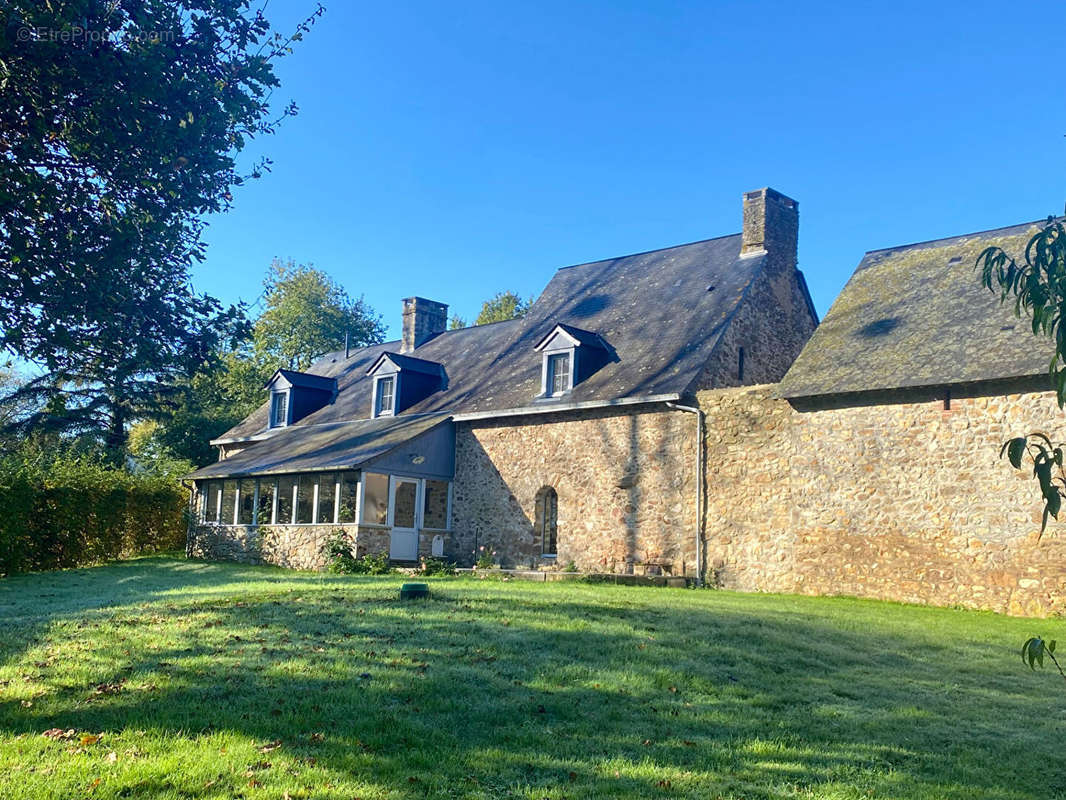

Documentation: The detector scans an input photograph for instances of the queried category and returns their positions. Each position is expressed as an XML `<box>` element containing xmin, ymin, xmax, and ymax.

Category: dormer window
<box><xmin>374</xmin><ymin>375</ymin><xmax>395</xmax><ymax>417</ymax></box>
<box><xmin>270</xmin><ymin>390</ymin><xmax>289</xmax><ymax>428</ymax></box>
<box><xmin>534</xmin><ymin>323</ymin><xmax>609</xmax><ymax>400</ymax></box>
<box><xmin>367</xmin><ymin>352</ymin><xmax>444</xmax><ymax>418</ymax></box>
<box><xmin>263</xmin><ymin>369</ymin><xmax>337</xmax><ymax>429</ymax></box>
<box><xmin>546</xmin><ymin>352</ymin><xmax>571</xmax><ymax>396</ymax></box>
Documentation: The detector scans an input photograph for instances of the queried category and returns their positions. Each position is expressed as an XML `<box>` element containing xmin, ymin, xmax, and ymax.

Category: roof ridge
<box><xmin>863</xmin><ymin>215</ymin><xmax>1060</xmax><ymax>257</ymax></box>
<box><xmin>556</xmin><ymin>231</ymin><xmax>742</xmax><ymax>271</ymax></box>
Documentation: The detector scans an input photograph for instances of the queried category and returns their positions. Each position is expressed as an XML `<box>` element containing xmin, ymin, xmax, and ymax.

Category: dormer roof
<box><xmin>533</xmin><ymin>323</ymin><xmax>608</xmax><ymax>352</ymax></box>
<box><xmin>366</xmin><ymin>352</ymin><xmax>445</xmax><ymax>378</ymax></box>
<box><xmin>264</xmin><ymin>368</ymin><xmax>338</xmax><ymax>393</ymax></box>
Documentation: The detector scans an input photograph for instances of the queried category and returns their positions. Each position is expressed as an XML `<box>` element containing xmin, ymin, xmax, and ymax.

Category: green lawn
<box><xmin>0</xmin><ymin>558</ymin><xmax>1063</xmax><ymax>799</ymax></box>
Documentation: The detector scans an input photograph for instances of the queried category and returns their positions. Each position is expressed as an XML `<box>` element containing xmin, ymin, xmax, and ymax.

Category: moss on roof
<box><xmin>778</xmin><ymin>219</ymin><xmax>1055</xmax><ymax>399</ymax></box>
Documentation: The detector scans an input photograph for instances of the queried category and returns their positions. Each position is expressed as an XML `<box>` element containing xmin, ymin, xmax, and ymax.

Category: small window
<box><xmin>295</xmin><ymin>475</ymin><xmax>315</xmax><ymax>524</ymax></box>
<box><xmin>361</xmin><ymin>472</ymin><xmax>389</xmax><ymax>525</ymax></box>
<box><xmin>237</xmin><ymin>479</ymin><xmax>255</xmax><ymax>525</ymax></box>
<box><xmin>536</xmin><ymin>486</ymin><xmax>558</xmax><ymax>556</ymax></box>
<box><xmin>546</xmin><ymin>353</ymin><xmax>571</xmax><ymax>396</ymax></box>
<box><xmin>375</xmin><ymin>376</ymin><xmax>395</xmax><ymax>417</ymax></box>
<box><xmin>277</xmin><ymin>475</ymin><xmax>297</xmax><ymax>525</ymax></box>
<box><xmin>256</xmin><ymin>478</ymin><xmax>276</xmax><ymax>525</ymax></box>
<box><xmin>221</xmin><ymin>480</ymin><xmax>238</xmax><ymax>526</ymax></box>
<box><xmin>423</xmin><ymin>480</ymin><xmax>450</xmax><ymax>529</ymax></box>
<box><xmin>206</xmin><ymin>482</ymin><xmax>220</xmax><ymax>523</ymax></box>
<box><xmin>270</xmin><ymin>391</ymin><xmax>288</xmax><ymax>428</ymax></box>
<box><xmin>317</xmin><ymin>473</ymin><xmax>337</xmax><ymax>524</ymax></box>
<box><xmin>338</xmin><ymin>472</ymin><xmax>360</xmax><ymax>523</ymax></box>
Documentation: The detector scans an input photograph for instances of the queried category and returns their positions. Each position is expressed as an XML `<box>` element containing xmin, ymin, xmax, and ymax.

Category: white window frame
<box><xmin>541</xmin><ymin>348</ymin><xmax>574</xmax><ymax>397</ymax></box>
<box><xmin>270</xmin><ymin>389</ymin><xmax>291</xmax><ymax>428</ymax></box>
<box><xmin>372</xmin><ymin>374</ymin><xmax>397</xmax><ymax>418</ymax></box>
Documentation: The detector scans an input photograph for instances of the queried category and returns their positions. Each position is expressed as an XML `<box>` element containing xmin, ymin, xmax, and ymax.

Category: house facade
<box><xmin>187</xmin><ymin>188</ymin><xmax>819</xmax><ymax>576</ymax></box>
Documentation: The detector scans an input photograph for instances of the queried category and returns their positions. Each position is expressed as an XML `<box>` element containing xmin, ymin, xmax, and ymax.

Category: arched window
<box><xmin>535</xmin><ymin>487</ymin><xmax>558</xmax><ymax>556</ymax></box>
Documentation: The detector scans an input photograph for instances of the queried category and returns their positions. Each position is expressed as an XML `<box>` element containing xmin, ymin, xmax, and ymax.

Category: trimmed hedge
<box><xmin>0</xmin><ymin>455</ymin><xmax>188</xmax><ymax>575</ymax></box>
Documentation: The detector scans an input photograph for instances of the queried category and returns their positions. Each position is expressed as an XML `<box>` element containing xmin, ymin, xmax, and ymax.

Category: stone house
<box><xmin>187</xmin><ymin>189</ymin><xmax>1066</xmax><ymax>615</ymax></box>
<box><xmin>187</xmin><ymin>188</ymin><xmax>819</xmax><ymax>576</ymax></box>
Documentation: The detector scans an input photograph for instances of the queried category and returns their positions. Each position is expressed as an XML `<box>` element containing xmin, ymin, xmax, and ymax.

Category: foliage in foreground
<box><xmin>0</xmin><ymin>445</ymin><xmax>186</xmax><ymax>575</ymax></box>
<box><xmin>977</xmin><ymin>217</ymin><xmax>1066</xmax><ymax>678</ymax></box>
<box><xmin>324</xmin><ymin>533</ymin><xmax>393</xmax><ymax>575</ymax></box>
<box><xmin>0</xmin><ymin>557</ymin><xmax>1061</xmax><ymax>800</ymax></box>
<box><xmin>0</xmin><ymin>1</ymin><xmax>324</xmax><ymax>456</ymax></box>
<box><xmin>978</xmin><ymin>219</ymin><xmax>1066</xmax><ymax>530</ymax></box>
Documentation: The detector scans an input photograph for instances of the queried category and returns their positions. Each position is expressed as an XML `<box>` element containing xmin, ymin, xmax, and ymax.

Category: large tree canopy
<box><xmin>253</xmin><ymin>258</ymin><xmax>386</xmax><ymax>371</ymax></box>
<box><xmin>0</xmin><ymin>1</ymin><xmax>323</xmax><ymax>456</ymax></box>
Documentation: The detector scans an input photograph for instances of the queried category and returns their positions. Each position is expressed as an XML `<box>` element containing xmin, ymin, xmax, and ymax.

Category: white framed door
<box><xmin>388</xmin><ymin>476</ymin><xmax>420</xmax><ymax>560</ymax></box>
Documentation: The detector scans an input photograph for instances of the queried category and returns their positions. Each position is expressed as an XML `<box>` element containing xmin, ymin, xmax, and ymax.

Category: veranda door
<box><xmin>388</xmin><ymin>476</ymin><xmax>420</xmax><ymax>561</ymax></box>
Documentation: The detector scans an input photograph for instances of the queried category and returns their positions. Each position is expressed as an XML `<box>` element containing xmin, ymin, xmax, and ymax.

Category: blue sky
<box><xmin>194</xmin><ymin>0</ymin><xmax>1066</xmax><ymax>339</ymax></box>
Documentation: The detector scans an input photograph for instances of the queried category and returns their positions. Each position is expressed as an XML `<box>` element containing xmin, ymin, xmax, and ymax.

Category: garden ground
<box><xmin>0</xmin><ymin>556</ymin><xmax>1064</xmax><ymax>799</ymax></box>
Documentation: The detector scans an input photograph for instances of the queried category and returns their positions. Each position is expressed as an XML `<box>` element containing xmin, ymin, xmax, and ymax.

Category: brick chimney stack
<box><xmin>740</xmin><ymin>187</ymin><xmax>798</xmax><ymax>269</ymax></box>
<box><xmin>401</xmin><ymin>297</ymin><xmax>448</xmax><ymax>353</ymax></box>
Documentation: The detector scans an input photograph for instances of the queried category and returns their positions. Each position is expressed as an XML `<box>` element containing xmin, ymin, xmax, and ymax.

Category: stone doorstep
<box><xmin>454</xmin><ymin>568</ymin><xmax>693</xmax><ymax>587</ymax></box>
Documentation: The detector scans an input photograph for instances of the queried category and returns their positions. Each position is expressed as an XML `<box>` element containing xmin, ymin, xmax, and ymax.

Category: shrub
<box><xmin>324</xmin><ymin>531</ymin><xmax>360</xmax><ymax>574</ymax></box>
<box><xmin>0</xmin><ymin>445</ymin><xmax>187</xmax><ymax>575</ymax></box>
<box><xmin>417</xmin><ymin>556</ymin><xmax>456</xmax><ymax>576</ymax></box>
<box><xmin>324</xmin><ymin>533</ymin><xmax>393</xmax><ymax>575</ymax></box>
<box><xmin>474</xmin><ymin>546</ymin><xmax>496</xmax><ymax>570</ymax></box>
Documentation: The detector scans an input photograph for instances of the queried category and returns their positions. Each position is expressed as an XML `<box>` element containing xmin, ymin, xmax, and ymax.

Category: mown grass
<box><xmin>0</xmin><ymin>557</ymin><xmax>1064</xmax><ymax>799</ymax></box>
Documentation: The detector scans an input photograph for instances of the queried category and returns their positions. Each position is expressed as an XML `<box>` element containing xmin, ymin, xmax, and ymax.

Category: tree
<box><xmin>252</xmin><ymin>259</ymin><xmax>387</xmax><ymax>371</ymax></box>
<box><xmin>0</xmin><ymin>1</ymin><xmax>324</xmax><ymax>458</ymax></box>
<box><xmin>140</xmin><ymin>260</ymin><xmax>387</xmax><ymax>466</ymax></box>
<box><xmin>473</xmin><ymin>290</ymin><xmax>533</xmax><ymax>326</ymax></box>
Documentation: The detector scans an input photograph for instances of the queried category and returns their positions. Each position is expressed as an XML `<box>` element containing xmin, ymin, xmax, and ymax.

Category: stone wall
<box><xmin>693</xmin><ymin>264</ymin><xmax>817</xmax><ymax>391</ymax></box>
<box><xmin>187</xmin><ymin>521</ymin><xmax>455</xmax><ymax>569</ymax></box>
<box><xmin>187</xmin><ymin>523</ymin><xmax>345</xmax><ymax>570</ymax></box>
<box><xmin>698</xmin><ymin>383</ymin><xmax>1066</xmax><ymax>617</ymax></box>
<box><xmin>452</xmin><ymin>404</ymin><xmax>698</xmax><ymax>574</ymax></box>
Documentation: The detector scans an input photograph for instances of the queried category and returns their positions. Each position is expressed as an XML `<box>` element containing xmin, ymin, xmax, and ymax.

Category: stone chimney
<box><xmin>740</xmin><ymin>187</ymin><xmax>798</xmax><ymax>268</ymax></box>
<box><xmin>401</xmin><ymin>297</ymin><xmax>448</xmax><ymax>353</ymax></box>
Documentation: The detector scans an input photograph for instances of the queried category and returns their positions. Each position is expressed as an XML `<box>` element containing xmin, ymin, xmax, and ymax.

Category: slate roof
<box><xmin>188</xmin><ymin>414</ymin><xmax>450</xmax><ymax>479</ymax></box>
<box><xmin>778</xmin><ymin>218</ymin><xmax>1055</xmax><ymax>399</ymax></box>
<box><xmin>213</xmin><ymin>232</ymin><xmax>776</xmax><ymax>445</ymax></box>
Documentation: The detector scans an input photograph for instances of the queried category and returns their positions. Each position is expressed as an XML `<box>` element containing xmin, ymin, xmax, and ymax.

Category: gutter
<box><xmin>452</xmin><ymin>393</ymin><xmax>682</xmax><ymax>422</ymax></box>
<box><xmin>666</xmin><ymin>401</ymin><xmax>704</xmax><ymax>587</ymax></box>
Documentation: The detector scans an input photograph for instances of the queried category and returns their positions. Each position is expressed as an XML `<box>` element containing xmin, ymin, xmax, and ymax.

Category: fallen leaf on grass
<box><xmin>42</xmin><ymin>729</ymin><xmax>76</xmax><ymax>741</ymax></box>
<box><xmin>106</xmin><ymin>751</ymin><xmax>117</xmax><ymax>763</ymax></box>
<box><xmin>80</xmin><ymin>734</ymin><xmax>101</xmax><ymax>746</ymax></box>
<box><xmin>258</xmin><ymin>740</ymin><xmax>282</xmax><ymax>753</ymax></box>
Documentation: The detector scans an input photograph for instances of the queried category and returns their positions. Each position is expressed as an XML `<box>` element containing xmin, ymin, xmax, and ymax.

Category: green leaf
<box><xmin>1050</xmin><ymin>640</ymin><xmax>1057</xmax><ymax>654</ymax></box>
<box><xmin>1005</xmin><ymin>438</ymin><xmax>1027</xmax><ymax>469</ymax></box>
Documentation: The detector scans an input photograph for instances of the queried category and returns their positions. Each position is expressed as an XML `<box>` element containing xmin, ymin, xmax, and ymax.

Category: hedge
<box><xmin>0</xmin><ymin>455</ymin><xmax>188</xmax><ymax>575</ymax></box>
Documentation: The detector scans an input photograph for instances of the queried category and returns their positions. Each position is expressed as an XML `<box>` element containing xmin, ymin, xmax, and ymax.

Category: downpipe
<box><xmin>666</xmin><ymin>401</ymin><xmax>704</xmax><ymax>586</ymax></box>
